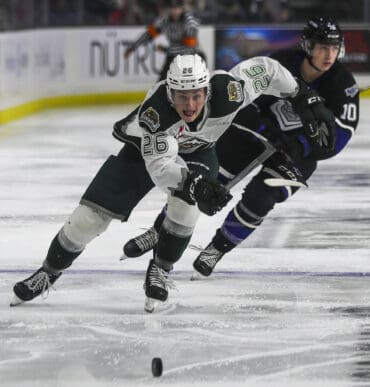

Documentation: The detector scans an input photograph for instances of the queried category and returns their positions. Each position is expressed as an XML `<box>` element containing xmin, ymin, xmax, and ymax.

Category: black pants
<box><xmin>81</xmin><ymin>144</ymin><xmax>154</xmax><ymax>220</ymax></box>
<box><xmin>211</xmin><ymin>125</ymin><xmax>318</xmax><ymax>251</ymax></box>
<box><xmin>216</xmin><ymin>124</ymin><xmax>317</xmax><ymax>183</ymax></box>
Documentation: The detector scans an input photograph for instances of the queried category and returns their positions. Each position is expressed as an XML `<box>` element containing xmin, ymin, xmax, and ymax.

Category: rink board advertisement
<box><xmin>215</xmin><ymin>27</ymin><xmax>370</xmax><ymax>73</ymax></box>
<box><xmin>1</xmin><ymin>32</ymin><xmax>31</xmax><ymax>98</ymax></box>
<box><xmin>340</xmin><ymin>29</ymin><xmax>370</xmax><ymax>72</ymax></box>
<box><xmin>0</xmin><ymin>30</ymin><xmax>66</xmax><ymax>107</ymax></box>
<box><xmin>79</xmin><ymin>28</ymin><xmax>168</xmax><ymax>84</ymax></box>
<box><xmin>0</xmin><ymin>26</ymin><xmax>214</xmax><ymax>112</ymax></box>
<box><xmin>215</xmin><ymin>27</ymin><xmax>300</xmax><ymax>70</ymax></box>
<box><xmin>0</xmin><ymin>25</ymin><xmax>369</xmax><ymax>120</ymax></box>
<box><xmin>32</xmin><ymin>30</ymin><xmax>66</xmax><ymax>84</ymax></box>
<box><xmin>79</xmin><ymin>26</ymin><xmax>214</xmax><ymax>85</ymax></box>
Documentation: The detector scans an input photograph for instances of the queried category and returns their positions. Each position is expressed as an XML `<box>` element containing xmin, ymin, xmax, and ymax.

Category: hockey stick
<box><xmin>224</xmin><ymin>123</ymin><xmax>307</xmax><ymax>189</ymax></box>
<box><xmin>225</xmin><ymin>123</ymin><xmax>276</xmax><ymax>189</ymax></box>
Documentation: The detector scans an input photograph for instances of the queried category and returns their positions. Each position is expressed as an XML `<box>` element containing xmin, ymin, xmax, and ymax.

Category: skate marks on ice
<box><xmin>1</xmin><ymin>104</ymin><xmax>370</xmax><ymax>385</ymax></box>
<box><xmin>2</xmin><ymin>271</ymin><xmax>370</xmax><ymax>386</ymax></box>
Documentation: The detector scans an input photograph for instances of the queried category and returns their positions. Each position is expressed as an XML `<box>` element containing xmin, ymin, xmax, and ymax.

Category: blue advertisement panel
<box><xmin>215</xmin><ymin>27</ymin><xmax>300</xmax><ymax>70</ymax></box>
<box><xmin>215</xmin><ymin>27</ymin><xmax>370</xmax><ymax>73</ymax></box>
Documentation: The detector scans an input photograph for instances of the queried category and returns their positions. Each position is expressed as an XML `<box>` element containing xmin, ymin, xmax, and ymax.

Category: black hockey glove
<box><xmin>179</xmin><ymin>172</ymin><xmax>233</xmax><ymax>216</ymax></box>
<box><xmin>291</xmin><ymin>79</ymin><xmax>336</xmax><ymax>150</ymax></box>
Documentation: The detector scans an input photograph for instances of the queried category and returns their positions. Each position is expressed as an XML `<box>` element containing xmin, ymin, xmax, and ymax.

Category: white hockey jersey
<box><xmin>113</xmin><ymin>56</ymin><xmax>298</xmax><ymax>193</ymax></box>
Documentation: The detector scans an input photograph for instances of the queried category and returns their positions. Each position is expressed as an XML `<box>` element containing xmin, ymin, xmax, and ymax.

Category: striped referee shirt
<box><xmin>129</xmin><ymin>11</ymin><xmax>199</xmax><ymax>56</ymax></box>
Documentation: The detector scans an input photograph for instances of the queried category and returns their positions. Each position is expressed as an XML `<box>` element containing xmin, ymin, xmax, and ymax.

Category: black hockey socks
<box><xmin>212</xmin><ymin>228</ymin><xmax>237</xmax><ymax>253</ymax></box>
<box><xmin>155</xmin><ymin>227</ymin><xmax>191</xmax><ymax>270</ymax></box>
<box><xmin>44</xmin><ymin>234</ymin><xmax>83</xmax><ymax>273</ymax></box>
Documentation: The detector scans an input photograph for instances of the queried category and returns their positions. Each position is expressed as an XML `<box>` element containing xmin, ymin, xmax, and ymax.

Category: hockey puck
<box><xmin>151</xmin><ymin>357</ymin><xmax>163</xmax><ymax>377</ymax></box>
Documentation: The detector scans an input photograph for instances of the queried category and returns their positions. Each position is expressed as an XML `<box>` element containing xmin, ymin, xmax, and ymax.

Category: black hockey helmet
<box><xmin>301</xmin><ymin>17</ymin><xmax>345</xmax><ymax>59</ymax></box>
<box><xmin>165</xmin><ymin>0</ymin><xmax>184</xmax><ymax>8</ymax></box>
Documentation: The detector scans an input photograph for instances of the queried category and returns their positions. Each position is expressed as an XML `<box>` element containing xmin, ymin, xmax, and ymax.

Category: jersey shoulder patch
<box><xmin>138</xmin><ymin>84</ymin><xmax>179</xmax><ymax>133</ymax></box>
<box><xmin>227</xmin><ymin>80</ymin><xmax>244</xmax><ymax>102</ymax></box>
<box><xmin>344</xmin><ymin>83</ymin><xmax>360</xmax><ymax>98</ymax></box>
<box><xmin>139</xmin><ymin>106</ymin><xmax>160</xmax><ymax>133</ymax></box>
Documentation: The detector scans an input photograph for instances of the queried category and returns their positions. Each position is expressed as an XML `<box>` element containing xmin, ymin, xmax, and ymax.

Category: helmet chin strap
<box><xmin>308</xmin><ymin>56</ymin><xmax>324</xmax><ymax>73</ymax></box>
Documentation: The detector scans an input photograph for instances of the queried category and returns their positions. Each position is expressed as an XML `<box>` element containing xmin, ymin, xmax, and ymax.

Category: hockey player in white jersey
<box><xmin>11</xmin><ymin>53</ymin><xmax>334</xmax><ymax>312</ymax></box>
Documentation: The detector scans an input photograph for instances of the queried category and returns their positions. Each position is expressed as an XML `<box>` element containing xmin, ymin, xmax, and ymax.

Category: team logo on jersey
<box><xmin>345</xmin><ymin>84</ymin><xmax>360</xmax><ymax>98</ymax></box>
<box><xmin>269</xmin><ymin>100</ymin><xmax>302</xmax><ymax>131</ymax></box>
<box><xmin>139</xmin><ymin>107</ymin><xmax>160</xmax><ymax>132</ymax></box>
<box><xmin>227</xmin><ymin>81</ymin><xmax>243</xmax><ymax>102</ymax></box>
<box><xmin>178</xmin><ymin>137</ymin><xmax>209</xmax><ymax>151</ymax></box>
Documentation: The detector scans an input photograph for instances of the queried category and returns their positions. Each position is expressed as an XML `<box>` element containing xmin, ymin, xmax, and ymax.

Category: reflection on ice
<box><xmin>2</xmin><ymin>270</ymin><xmax>370</xmax><ymax>386</ymax></box>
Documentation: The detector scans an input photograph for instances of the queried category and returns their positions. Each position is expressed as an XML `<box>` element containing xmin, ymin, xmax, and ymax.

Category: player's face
<box><xmin>310</xmin><ymin>43</ymin><xmax>340</xmax><ymax>71</ymax></box>
<box><xmin>169</xmin><ymin>7</ymin><xmax>183</xmax><ymax>20</ymax></box>
<box><xmin>172</xmin><ymin>88</ymin><xmax>207</xmax><ymax>122</ymax></box>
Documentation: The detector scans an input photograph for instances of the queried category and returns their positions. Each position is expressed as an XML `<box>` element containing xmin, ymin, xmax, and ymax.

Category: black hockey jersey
<box><xmin>235</xmin><ymin>49</ymin><xmax>359</xmax><ymax>160</ymax></box>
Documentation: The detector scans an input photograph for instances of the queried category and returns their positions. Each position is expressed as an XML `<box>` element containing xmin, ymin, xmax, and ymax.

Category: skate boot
<box><xmin>192</xmin><ymin>243</ymin><xmax>225</xmax><ymax>279</ymax></box>
<box><xmin>144</xmin><ymin>259</ymin><xmax>175</xmax><ymax>313</ymax></box>
<box><xmin>120</xmin><ymin>227</ymin><xmax>158</xmax><ymax>260</ymax></box>
<box><xmin>10</xmin><ymin>267</ymin><xmax>62</xmax><ymax>306</ymax></box>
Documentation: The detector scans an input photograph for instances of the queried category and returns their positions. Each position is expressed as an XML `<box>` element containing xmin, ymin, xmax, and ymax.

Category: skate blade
<box><xmin>10</xmin><ymin>294</ymin><xmax>25</xmax><ymax>307</ymax></box>
<box><xmin>119</xmin><ymin>251</ymin><xmax>135</xmax><ymax>261</ymax></box>
<box><xmin>119</xmin><ymin>253</ymin><xmax>128</xmax><ymax>261</ymax></box>
<box><xmin>144</xmin><ymin>297</ymin><xmax>160</xmax><ymax>313</ymax></box>
<box><xmin>190</xmin><ymin>270</ymin><xmax>205</xmax><ymax>281</ymax></box>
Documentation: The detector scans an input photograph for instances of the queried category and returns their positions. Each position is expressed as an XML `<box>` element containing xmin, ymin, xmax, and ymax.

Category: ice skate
<box><xmin>144</xmin><ymin>259</ymin><xmax>175</xmax><ymax>313</ymax></box>
<box><xmin>192</xmin><ymin>243</ymin><xmax>225</xmax><ymax>279</ymax></box>
<box><xmin>120</xmin><ymin>227</ymin><xmax>158</xmax><ymax>260</ymax></box>
<box><xmin>10</xmin><ymin>267</ymin><xmax>61</xmax><ymax>306</ymax></box>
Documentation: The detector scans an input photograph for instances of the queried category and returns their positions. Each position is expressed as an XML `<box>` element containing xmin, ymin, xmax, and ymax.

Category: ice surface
<box><xmin>1</xmin><ymin>102</ymin><xmax>370</xmax><ymax>386</ymax></box>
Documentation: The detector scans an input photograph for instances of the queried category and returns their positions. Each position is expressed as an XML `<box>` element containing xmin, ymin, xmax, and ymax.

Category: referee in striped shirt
<box><xmin>124</xmin><ymin>0</ymin><xmax>205</xmax><ymax>80</ymax></box>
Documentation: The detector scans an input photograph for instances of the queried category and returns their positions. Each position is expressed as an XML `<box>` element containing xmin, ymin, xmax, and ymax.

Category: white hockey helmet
<box><xmin>166</xmin><ymin>54</ymin><xmax>210</xmax><ymax>92</ymax></box>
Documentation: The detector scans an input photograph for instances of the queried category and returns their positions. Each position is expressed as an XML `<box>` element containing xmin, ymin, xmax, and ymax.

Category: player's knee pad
<box><xmin>60</xmin><ymin>204</ymin><xmax>112</xmax><ymax>251</ymax></box>
<box><xmin>164</xmin><ymin>196</ymin><xmax>200</xmax><ymax>237</ymax></box>
<box><xmin>241</xmin><ymin>174</ymin><xmax>290</xmax><ymax>217</ymax></box>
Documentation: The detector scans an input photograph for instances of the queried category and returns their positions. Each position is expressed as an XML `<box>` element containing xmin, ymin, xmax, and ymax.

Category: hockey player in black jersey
<box><xmin>124</xmin><ymin>0</ymin><xmax>204</xmax><ymax>81</ymax></box>
<box><xmin>192</xmin><ymin>17</ymin><xmax>360</xmax><ymax>277</ymax></box>
<box><xmin>123</xmin><ymin>18</ymin><xmax>359</xmax><ymax>279</ymax></box>
<box><xmin>11</xmin><ymin>52</ymin><xmax>334</xmax><ymax>312</ymax></box>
